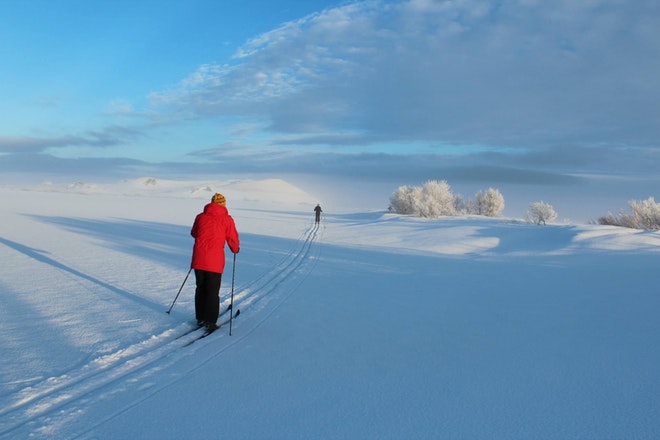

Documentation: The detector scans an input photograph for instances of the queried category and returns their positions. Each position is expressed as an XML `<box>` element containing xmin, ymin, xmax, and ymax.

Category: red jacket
<box><xmin>190</xmin><ymin>203</ymin><xmax>240</xmax><ymax>273</ymax></box>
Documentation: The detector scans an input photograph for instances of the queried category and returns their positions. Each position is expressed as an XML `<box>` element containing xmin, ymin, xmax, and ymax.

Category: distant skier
<box><xmin>190</xmin><ymin>193</ymin><xmax>240</xmax><ymax>332</ymax></box>
<box><xmin>314</xmin><ymin>204</ymin><xmax>322</xmax><ymax>224</ymax></box>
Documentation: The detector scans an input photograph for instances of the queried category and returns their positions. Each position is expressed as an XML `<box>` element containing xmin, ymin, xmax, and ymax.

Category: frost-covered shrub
<box><xmin>389</xmin><ymin>180</ymin><xmax>456</xmax><ymax>218</ymax></box>
<box><xmin>627</xmin><ymin>197</ymin><xmax>660</xmax><ymax>230</ymax></box>
<box><xmin>475</xmin><ymin>188</ymin><xmax>505</xmax><ymax>217</ymax></box>
<box><xmin>526</xmin><ymin>201</ymin><xmax>557</xmax><ymax>225</ymax></box>
<box><xmin>389</xmin><ymin>185</ymin><xmax>421</xmax><ymax>215</ymax></box>
<box><xmin>598</xmin><ymin>212</ymin><xmax>637</xmax><ymax>229</ymax></box>
<box><xmin>460</xmin><ymin>198</ymin><xmax>476</xmax><ymax>215</ymax></box>
<box><xmin>417</xmin><ymin>180</ymin><xmax>457</xmax><ymax>217</ymax></box>
<box><xmin>598</xmin><ymin>197</ymin><xmax>660</xmax><ymax>230</ymax></box>
<box><xmin>390</xmin><ymin>181</ymin><xmax>506</xmax><ymax>218</ymax></box>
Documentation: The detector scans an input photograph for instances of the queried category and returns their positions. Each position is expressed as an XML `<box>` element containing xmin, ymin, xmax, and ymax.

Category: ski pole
<box><xmin>229</xmin><ymin>253</ymin><xmax>236</xmax><ymax>335</ymax></box>
<box><xmin>166</xmin><ymin>268</ymin><xmax>192</xmax><ymax>314</ymax></box>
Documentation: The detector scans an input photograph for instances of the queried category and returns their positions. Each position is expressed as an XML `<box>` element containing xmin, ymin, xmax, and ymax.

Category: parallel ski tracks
<box><xmin>0</xmin><ymin>222</ymin><xmax>322</xmax><ymax>439</ymax></box>
<box><xmin>233</xmin><ymin>221</ymin><xmax>321</xmax><ymax>312</ymax></box>
<box><xmin>0</xmin><ymin>322</ymin><xmax>206</xmax><ymax>438</ymax></box>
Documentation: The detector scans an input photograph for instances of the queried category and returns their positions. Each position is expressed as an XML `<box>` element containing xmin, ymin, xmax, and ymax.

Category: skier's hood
<box><xmin>203</xmin><ymin>202</ymin><xmax>229</xmax><ymax>216</ymax></box>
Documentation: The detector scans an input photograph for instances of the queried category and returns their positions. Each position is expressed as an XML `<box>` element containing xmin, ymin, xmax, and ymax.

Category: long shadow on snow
<box><xmin>26</xmin><ymin>215</ymin><xmax>192</xmax><ymax>270</ymax></box>
<box><xmin>0</xmin><ymin>236</ymin><xmax>164</xmax><ymax>314</ymax></box>
<box><xmin>22</xmin><ymin>215</ymin><xmax>306</xmax><ymax>305</ymax></box>
<box><xmin>26</xmin><ymin>215</ymin><xmax>298</xmax><ymax>272</ymax></box>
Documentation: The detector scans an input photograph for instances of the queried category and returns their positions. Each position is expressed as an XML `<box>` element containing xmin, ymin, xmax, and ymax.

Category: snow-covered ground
<box><xmin>1</xmin><ymin>177</ymin><xmax>659</xmax><ymax>439</ymax></box>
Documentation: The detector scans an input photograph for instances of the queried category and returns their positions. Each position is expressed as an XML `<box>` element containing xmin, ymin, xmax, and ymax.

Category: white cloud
<box><xmin>145</xmin><ymin>0</ymin><xmax>659</xmax><ymax>154</ymax></box>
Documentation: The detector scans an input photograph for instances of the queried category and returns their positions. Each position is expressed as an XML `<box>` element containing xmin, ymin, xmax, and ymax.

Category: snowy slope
<box><xmin>0</xmin><ymin>179</ymin><xmax>659</xmax><ymax>439</ymax></box>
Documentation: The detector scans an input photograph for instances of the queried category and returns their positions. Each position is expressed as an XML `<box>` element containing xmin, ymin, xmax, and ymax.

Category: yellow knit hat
<box><xmin>211</xmin><ymin>193</ymin><xmax>226</xmax><ymax>206</ymax></box>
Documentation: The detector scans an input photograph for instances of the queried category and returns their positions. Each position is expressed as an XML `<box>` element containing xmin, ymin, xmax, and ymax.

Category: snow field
<box><xmin>0</xmin><ymin>180</ymin><xmax>659</xmax><ymax>439</ymax></box>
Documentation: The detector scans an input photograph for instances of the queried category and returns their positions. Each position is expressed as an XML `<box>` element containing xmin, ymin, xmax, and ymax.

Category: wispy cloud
<box><xmin>2</xmin><ymin>0</ymin><xmax>658</xmax><ymax>219</ymax></box>
<box><xmin>0</xmin><ymin>152</ymin><xmax>146</xmax><ymax>177</ymax></box>
<box><xmin>0</xmin><ymin>126</ymin><xmax>143</xmax><ymax>154</ymax></box>
<box><xmin>148</xmin><ymin>0</ymin><xmax>660</xmax><ymax>149</ymax></box>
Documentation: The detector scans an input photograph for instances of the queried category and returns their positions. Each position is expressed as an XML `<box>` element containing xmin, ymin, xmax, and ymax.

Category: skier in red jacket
<box><xmin>190</xmin><ymin>193</ymin><xmax>240</xmax><ymax>331</ymax></box>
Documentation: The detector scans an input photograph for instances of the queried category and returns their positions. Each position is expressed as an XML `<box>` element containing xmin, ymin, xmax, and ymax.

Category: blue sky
<box><xmin>1</xmin><ymin>0</ymin><xmax>659</xmax><ymax>217</ymax></box>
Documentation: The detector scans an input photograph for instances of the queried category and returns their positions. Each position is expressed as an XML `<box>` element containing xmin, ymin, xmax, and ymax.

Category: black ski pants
<box><xmin>194</xmin><ymin>269</ymin><xmax>222</xmax><ymax>324</ymax></box>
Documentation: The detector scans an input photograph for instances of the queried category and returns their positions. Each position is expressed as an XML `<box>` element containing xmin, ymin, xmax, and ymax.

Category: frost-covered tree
<box><xmin>460</xmin><ymin>199</ymin><xmax>476</xmax><ymax>215</ymax></box>
<box><xmin>475</xmin><ymin>188</ymin><xmax>505</xmax><ymax>217</ymax></box>
<box><xmin>389</xmin><ymin>185</ymin><xmax>421</xmax><ymax>215</ymax></box>
<box><xmin>598</xmin><ymin>197</ymin><xmax>660</xmax><ymax>230</ymax></box>
<box><xmin>629</xmin><ymin>197</ymin><xmax>660</xmax><ymax>230</ymax></box>
<box><xmin>389</xmin><ymin>180</ymin><xmax>456</xmax><ymax>218</ymax></box>
<box><xmin>418</xmin><ymin>180</ymin><xmax>456</xmax><ymax>217</ymax></box>
<box><xmin>526</xmin><ymin>201</ymin><xmax>557</xmax><ymax>225</ymax></box>
<box><xmin>390</xmin><ymin>181</ymin><xmax>506</xmax><ymax>218</ymax></box>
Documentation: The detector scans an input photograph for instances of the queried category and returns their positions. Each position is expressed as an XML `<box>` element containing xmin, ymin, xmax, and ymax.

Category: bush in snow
<box><xmin>474</xmin><ymin>188</ymin><xmax>505</xmax><ymax>217</ymax></box>
<box><xmin>417</xmin><ymin>180</ymin><xmax>457</xmax><ymax>217</ymax></box>
<box><xmin>389</xmin><ymin>180</ymin><xmax>456</xmax><ymax>218</ymax></box>
<box><xmin>389</xmin><ymin>181</ymin><xmax>505</xmax><ymax>218</ymax></box>
<box><xmin>526</xmin><ymin>201</ymin><xmax>557</xmax><ymax>225</ymax></box>
<box><xmin>598</xmin><ymin>197</ymin><xmax>660</xmax><ymax>230</ymax></box>
<box><xmin>389</xmin><ymin>185</ymin><xmax>422</xmax><ymax>215</ymax></box>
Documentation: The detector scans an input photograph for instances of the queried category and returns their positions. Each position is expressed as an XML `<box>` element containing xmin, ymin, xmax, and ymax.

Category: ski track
<box><xmin>0</xmin><ymin>222</ymin><xmax>323</xmax><ymax>439</ymax></box>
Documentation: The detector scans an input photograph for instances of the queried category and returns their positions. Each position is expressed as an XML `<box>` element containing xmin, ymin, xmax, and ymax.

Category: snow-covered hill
<box><xmin>0</xmin><ymin>179</ymin><xmax>659</xmax><ymax>439</ymax></box>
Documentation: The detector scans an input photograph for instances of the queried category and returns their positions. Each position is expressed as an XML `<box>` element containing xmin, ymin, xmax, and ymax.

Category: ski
<box><xmin>174</xmin><ymin>304</ymin><xmax>233</xmax><ymax>340</ymax></box>
<box><xmin>174</xmin><ymin>325</ymin><xmax>203</xmax><ymax>340</ymax></box>
<box><xmin>182</xmin><ymin>309</ymin><xmax>240</xmax><ymax>347</ymax></box>
<box><xmin>217</xmin><ymin>303</ymin><xmax>233</xmax><ymax>319</ymax></box>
